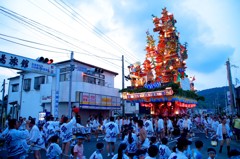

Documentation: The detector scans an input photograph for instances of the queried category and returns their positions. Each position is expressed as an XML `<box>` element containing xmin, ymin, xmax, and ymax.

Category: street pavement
<box><xmin>1</xmin><ymin>132</ymin><xmax>239</xmax><ymax>159</ymax></box>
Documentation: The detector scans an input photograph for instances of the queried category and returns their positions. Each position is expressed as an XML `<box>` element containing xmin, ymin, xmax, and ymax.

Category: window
<box><xmin>12</xmin><ymin>84</ymin><xmax>19</xmax><ymax>92</ymax></box>
<box><xmin>60</xmin><ymin>73</ymin><xmax>69</xmax><ymax>81</ymax></box>
<box><xmin>34</xmin><ymin>76</ymin><xmax>45</xmax><ymax>90</ymax></box>
<box><xmin>23</xmin><ymin>79</ymin><xmax>31</xmax><ymax>91</ymax></box>
<box><xmin>83</xmin><ymin>74</ymin><xmax>105</xmax><ymax>86</ymax></box>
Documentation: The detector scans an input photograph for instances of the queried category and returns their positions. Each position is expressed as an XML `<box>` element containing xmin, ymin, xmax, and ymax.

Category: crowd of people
<box><xmin>0</xmin><ymin>112</ymin><xmax>240</xmax><ymax>159</ymax></box>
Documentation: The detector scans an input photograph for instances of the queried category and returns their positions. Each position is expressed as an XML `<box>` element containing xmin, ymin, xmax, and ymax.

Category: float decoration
<box><xmin>121</xmin><ymin>8</ymin><xmax>204</xmax><ymax>116</ymax></box>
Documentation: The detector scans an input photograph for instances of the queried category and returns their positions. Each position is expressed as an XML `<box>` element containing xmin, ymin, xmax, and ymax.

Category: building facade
<box><xmin>7</xmin><ymin>59</ymin><xmax>121</xmax><ymax>124</ymax></box>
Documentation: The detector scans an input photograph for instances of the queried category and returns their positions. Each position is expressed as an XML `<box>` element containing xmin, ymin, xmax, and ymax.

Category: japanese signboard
<box><xmin>0</xmin><ymin>51</ymin><xmax>56</xmax><ymax>76</ymax></box>
<box><xmin>79</xmin><ymin>92</ymin><xmax>120</xmax><ymax>106</ymax></box>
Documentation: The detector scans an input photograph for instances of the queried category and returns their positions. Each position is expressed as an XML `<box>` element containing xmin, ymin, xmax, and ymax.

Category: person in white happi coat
<box><xmin>211</xmin><ymin>117</ymin><xmax>219</xmax><ymax>134</ymax></box>
<box><xmin>144</xmin><ymin>117</ymin><xmax>154</xmax><ymax>138</ymax></box>
<box><xmin>157</xmin><ymin>116</ymin><xmax>164</xmax><ymax>140</ymax></box>
<box><xmin>182</xmin><ymin>116</ymin><xmax>191</xmax><ymax>134</ymax></box>
<box><xmin>216</xmin><ymin>117</ymin><xmax>231</xmax><ymax>155</ymax></box>
<box><xmin>5</xmin><ymin>119</ymin><xmax>30</xmax><ymax>159</ymax></box>
<box><xmin>89</xmin><ymin>142</ymin><xmax>104</xmax><ymax>159</ymax></box>
<box><xmin>28</xmin><ymin>119</ymin><xmax>45</xmax><ymax>159</ymax></box>
<box><xmin>60</xmin><ymin>112</ymin><xmax>76</xmax><ymax>158</ymax></box>
<box><xmin>158</xmin><ymin>137</ymin><xmax>171</xmax><ymax>159</ymax></box>
<box><xmin>92</xmin><ymin>116</ymin><xmax>100</xmax><ymax>141</ymax></box>
<box><xmin>203</xmin><ymin>116</ymin><xmax>211</xmax><ymax>138</ymax></box>
<box><xmin>123</xmin><ymin>126</ymin><xmax>138</xmax><ymax>159</ymax></box>
<box><xmin>166</xmin><ymin>117</ymin><xmax>174</xmax><ymax>140</ymax></box>
<box><xmin>112</xmin><ymin>143</ymin><xmax>129</xmax><ymax>159</ymax></box>
<box><xmin>46</xmin><ymin>135</ymin><xmax>62</xmax><ymax>159</ymax></box>
<box><xmin>43</xmin><ymin>116</ymin><xmax>60</xmax><ymax>144</ymax></box>
<box><xmin>103</xmin><ymin>116</ymin><xmax>119</xmax><ymax>157</ymax></box>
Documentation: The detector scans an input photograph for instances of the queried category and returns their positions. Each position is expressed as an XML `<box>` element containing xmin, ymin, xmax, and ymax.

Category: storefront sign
<box><xmin>79</xmin><ymin>92</ymin><xmax>120</xmax><ymax>106</ymax></box>
<box><xmin>41</xmin><ymin>96</ymin><xmax>52</xmax><ymax>103</ymax></box>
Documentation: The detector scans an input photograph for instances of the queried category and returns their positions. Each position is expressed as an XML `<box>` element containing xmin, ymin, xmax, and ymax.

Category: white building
<box><xmin>7</xmin><ymin>59</ymin><xmax>121</xmax><ymax>124</ymax></box>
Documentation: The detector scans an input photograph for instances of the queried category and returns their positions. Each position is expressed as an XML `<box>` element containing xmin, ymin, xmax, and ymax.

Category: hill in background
<box><xmin>196</xmin><ymin>86</ymin><xmax>229</xmax><ymax>112</ymax></box>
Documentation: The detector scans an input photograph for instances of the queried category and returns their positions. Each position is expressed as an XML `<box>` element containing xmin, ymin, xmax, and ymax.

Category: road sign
<box><xmin>0</xmin><ymin>51</ymin><xmax>56</xmax><ymax>76</ymax></box>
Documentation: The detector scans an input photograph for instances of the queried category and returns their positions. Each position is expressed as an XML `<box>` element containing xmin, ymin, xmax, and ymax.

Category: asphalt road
<box><xmin>1</xmin><ymin>132</ymin><xmax>239</xmax><ymax>159</ymax></box>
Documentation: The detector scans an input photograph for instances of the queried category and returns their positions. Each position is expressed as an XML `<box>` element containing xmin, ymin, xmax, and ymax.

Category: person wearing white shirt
<box><xmin>5</xmin><ymin>119</ymin><xmax>30</xmax><ymax>158</ymax></box>
<box><xmin>89</xmin><ymin>142</ymin><xmax>104</xmax><ymax>159</ymax></box>
<box><xmin>157</xmin><ymin>116</ymin><xmax>164</xmax><ymax>139</ymax></box>
<box><xmin>112</xmin><ymin>143</ymin><xmax>129</xmax><ymax>159</ymax></box>
<box><xmin>43</xmin><ymin>116</ymin><xmax>60</xmax><ymax>144</ymax></box>
<box><xmin>182</xmin><ymin>116</ymin><xmax>191</xmax><ymax>134</ymax></box>
<box><xmin>216</xmin><ymin>117</ymin><xmax>231</xmax><ymax>155</ymax></box>
<box><xmin>144</xmin><ymin>117</ymin><xmax>154</xmax><ymax>138</ymax></box>
<box><xmin>166</xmin><ymin>118</ymin><xmax>174</xmax><ymax>140</ymax></box>
<box><xmin>60</xmin><ymin>112</ymin><xmax>76</xmax><ymax>158</ymax></box>
<box><xmin>177</xmin><ymin>117</ymin><xmax>184</xmax><ymax>133</ymax></box>
<box><xmin>46</xmin><ymin>135</ymin><xmax>62</xmax><ymax>159</ymax></box>
<box><xmin>103</xmin><ymin>116</ymin><xmax>119</xmax><ymax>157</ymax></box>
<box><xmin>211</xmin><ymin>117</ymin><xmax>219</xmax><ymax>134</ymax></box>
<box><xmin>123</xmin><ymin>127</ymin><xmax>138</xmax><ymax>158</ymax></box>
<box><xmin>28</xmin><ymin>119</ymin><xmax>45</xmax><ymax>159</ymax></box>
<box><xmin>159</xmin><ymin>138</ymin><xmax>171</xmax><ymax>159</ymax></box>
<box><xmin>168</xmin><ymin>137</ymin><xmax>189</xmax><ymax>159</ymax></box>
<box><xmin>92</xmin><ymin>116</ymin><xmax>100</xmax><ymax>141</ymax></box>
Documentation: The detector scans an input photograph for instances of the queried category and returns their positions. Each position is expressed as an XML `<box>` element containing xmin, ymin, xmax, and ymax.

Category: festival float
<box><xmin>121</xmin><ymin>8</ymin><xmax>203</xmax><ymax>117</ymax></box>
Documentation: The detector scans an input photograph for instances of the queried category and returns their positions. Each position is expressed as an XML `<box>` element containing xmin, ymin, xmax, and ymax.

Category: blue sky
<box><xmin>0</xmin><ymin>0</ymin><xmax>240</xmax><ymax>95</ymax></box>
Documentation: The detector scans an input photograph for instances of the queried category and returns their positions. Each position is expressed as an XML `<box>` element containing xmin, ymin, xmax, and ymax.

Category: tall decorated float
<box><xmin>121</xmin><ymin>8</ymin><xmax>203</xmax><ymax>117</ymax></box>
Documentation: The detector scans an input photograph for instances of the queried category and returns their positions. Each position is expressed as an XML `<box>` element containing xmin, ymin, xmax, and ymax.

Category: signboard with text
<box><xmin>0</xmin><ymin>51</ymin><xmax>56</xmax><ymax>76</ymax></box>
<box><xmin>79</xmin><ymin>92</ymin><xmax>120</xmax><ymax>106</ymax></box>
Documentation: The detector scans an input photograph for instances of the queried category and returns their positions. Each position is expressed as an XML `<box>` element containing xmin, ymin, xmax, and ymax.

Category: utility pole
<box><xmin>122</xmin><ymin>55</ymin><xmax>125</xmax><ymax>116</ymax></box>
<box><xmin>1</xmin><ymin>79</ymin><xmax>5</xmax><ymax>128</ymax></box>
<box><xmin>226</xmin><ymin>59</ymin><xmax>235</xmax><ymax>114</ymax></box>
<box><xmin>68</xmin><ymin>51</ymin><xmax>74</xmax><ymax>118</ymax></box>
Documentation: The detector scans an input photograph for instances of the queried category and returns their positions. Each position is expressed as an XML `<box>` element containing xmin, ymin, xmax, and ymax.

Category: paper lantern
<box><xmin>72</xmin><ymin>107</ymin><xmax>79</xmax><ymax>113</ymax></box>
<box><xmin>167</xmin><ymin>102</ymin><xmax>172</xmax><ymax>106</ymax></box>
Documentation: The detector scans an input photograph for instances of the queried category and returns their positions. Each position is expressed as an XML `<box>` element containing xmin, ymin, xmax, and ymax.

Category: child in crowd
<box><xmin>158</xmin><ymin>137</ymin><xmax>171</xmax><ymax>159</ymax></box>
<box><xmin>73</xmin><ymin>135</ymin><xmax>85</xmax><ymax>159</ymax></box>
<box><xmin>145</xmin><ymin>145</ymin><xmax>158</xmax><ymax>159</ymax></box>
<box><xmin>207</xmin><ymin>148</ymin><xmax>216</xmax><ymax>159</ymax></box>
<box><xmin>89</xmin><ymin>142</ymin><xmax>104</xmax><ymax>159</ymax></box>
<box><xmin>192</xmin><ymin>140</ymin><xmax>203</xmax><ymax>159</ymax></box>
<box><xmin>112</xmin><ymin>143</ymin><xmax>129</xmax><ymax>159</ymax></box>
<box><xmin>46</xmin><ymin>135</ymin><xmax>62</xmax><ymax>159</ymax></box>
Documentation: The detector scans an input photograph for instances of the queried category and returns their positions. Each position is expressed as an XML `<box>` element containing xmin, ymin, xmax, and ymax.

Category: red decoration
<box><xmin>72</xmin><ymin>107</ymin><xmax>79</xmax><ymax>113</ymax></box>
<box><xmin>167</xmin><ymin>102</ymin><xmax>172</xmax><ymax>106</ymax></box>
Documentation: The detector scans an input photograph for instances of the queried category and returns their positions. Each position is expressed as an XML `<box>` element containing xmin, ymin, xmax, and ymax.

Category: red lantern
<box><xmin>167</xmin><ymin>102</ymin><xmax>172</xmax><ymax>106</ymax></box>
<box><xmin>72</xmin><ymin>107</ymin><xmax>79</xmax><ymax>113</ymax></box>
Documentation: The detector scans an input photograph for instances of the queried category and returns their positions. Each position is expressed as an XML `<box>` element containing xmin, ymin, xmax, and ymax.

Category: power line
<box><xmin>0</xmin><ymin>6</ymin><xmax>128</xmax><ymax>71</ymax></box>
<box><xmin>51</xmin><ymin>0</ymin><xmax>141</xmax><ymax>62</ymax></box>
<box><xmin>27</xmin><ymin>0</ymin><xmax>121</xmax><ymax>59</ymax></box>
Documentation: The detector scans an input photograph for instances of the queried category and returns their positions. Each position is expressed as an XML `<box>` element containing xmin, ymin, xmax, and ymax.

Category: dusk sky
<box><xmin>0</xmin><ymin>0</ymin><xmax>240</xmax><ymax>95</ymax></box>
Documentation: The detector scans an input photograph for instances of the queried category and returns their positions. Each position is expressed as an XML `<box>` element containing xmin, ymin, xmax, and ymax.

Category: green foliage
<box><xmin>196</xmin><ymin>86</ymin><xmax>228</xmax><ymax>109</ymax></box>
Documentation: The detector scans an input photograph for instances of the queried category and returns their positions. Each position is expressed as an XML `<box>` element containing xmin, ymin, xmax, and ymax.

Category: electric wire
<box><xmin>27</xmin><ymin>0</ymin><xmax>121</xmax><ymax>59</ymax></box>
<box><xmin>0</xmin><ymin>7</ymin><xmax>123</xmax><ymax>70</ymax></box>
<box><xmin>51</xmin><ymin>0</ymin><xmax>140</xmax><ymax>62</ymax></box>
<box><xmin>0</xmin><ymin>34</ymin><xmax>123</xmax><ymax>70</ymax></box>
